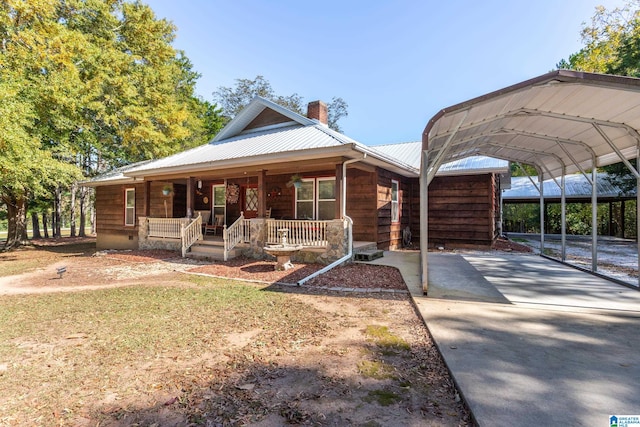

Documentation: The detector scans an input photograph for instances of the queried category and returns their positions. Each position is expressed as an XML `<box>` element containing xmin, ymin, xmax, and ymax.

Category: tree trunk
<box><xmin>78</xmin><ymin>185</ymin><xmax>86</xmax><ymax>237</ymax></box>
<box><xmin>70</xmin><ymin>183</ymin><xmax>77</xmax><ymax>237</ymax></box>
<box><xmin>2</xmin><ymin>193</ymin><xmax>28</xmax><ymax>250</ymax></box>
<box><xmin>54</xmin><ymin>187</ymin><xmax>62</xmax><ymax>238</ymax></box>
<box><xmin>31</xmin><ymin>211</ymin><xmax>42</xmax><ymax>239</ymax></box>
<box><xmin>90</xmin><ymin>188</ymin><xmax>96</xmax><ymax>235</ymax></box>
<box><xmin>42</xmin><ymin>212</ymin><xmax>50</xmax><ymax>238</ymax></box>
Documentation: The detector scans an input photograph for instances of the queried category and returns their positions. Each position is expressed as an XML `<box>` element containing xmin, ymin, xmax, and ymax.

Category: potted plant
<box><xmin>287</xmin><ymin>174</ymin><xmax>304</xmax><ymax>189</ymax></box>
<box><xmin>162</xmin><ymin>184</ymin><xmax>172</xmax><ymax>196</ymax></box>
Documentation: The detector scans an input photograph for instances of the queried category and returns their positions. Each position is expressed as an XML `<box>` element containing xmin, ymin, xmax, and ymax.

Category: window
<box><xmin>245</xmin><ymin>187</ymin><xmax>258</xmax><ymax>212</ymax></box>
<box><xmin>317</xmin><ymin>178</ymin><xmax>336</xmax><ymax>220</ymax></box>
<box><xmin>124</xmin><ymin>188</ymin><xmax>135</xmax><ymax>226</ymax></box>
<box><xmin>391</xmin><ymin>180</ymin><xmax>399</xmax><ymax>223</ymax></box>
<box><xmin>295</xmin><ymin>179</ymin><xmax>314</xmax><ymax>219</ymax></box>
<box><xmin>295</xmin><ymin>177</ymin><xmax>336</xmax><ymax>220</ymax></box>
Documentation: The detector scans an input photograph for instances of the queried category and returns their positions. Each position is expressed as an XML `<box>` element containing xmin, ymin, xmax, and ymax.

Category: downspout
<box><xmin>297</xmin><ymin>155</ymin><xmax>366</xmax><ymax>286</ymax></box>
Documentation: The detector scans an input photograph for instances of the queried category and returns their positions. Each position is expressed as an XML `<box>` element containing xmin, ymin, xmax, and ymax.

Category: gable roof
<box><xmin>212</xmin><ymin>96</ymin><xmax>317</xmax><ymax>142</ymax></box>
<box><xmin>116</xmin><ymin>96</ymin><xmax>419</xmax><ymax>179</ymax></box>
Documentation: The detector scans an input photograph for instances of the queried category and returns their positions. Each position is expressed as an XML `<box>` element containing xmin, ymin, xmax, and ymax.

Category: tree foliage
<box><xmin>0</xmin><ymin>0</ymin><xmax>221</xmax><ymax>249</ymax></box>
<box><xmin>556</xmin><ymin>0</ymin><xmax>640</xmax><ymax>195</ymax></box>
<box><xmin>213</xmin><ymin>75</ymin><xmax>349</xmax><ymax>132</ymax></box>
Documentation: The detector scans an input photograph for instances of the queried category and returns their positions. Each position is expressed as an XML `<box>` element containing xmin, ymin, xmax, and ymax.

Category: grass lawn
<box><xmin>0</xmin><ymin>276</ymin><xmax>330</xmax><ymax>426</ymax></box>
<box><xmin>0</xmin><ymin>242</ymin><xmax>470</xmax><ymax>426</ymax></box>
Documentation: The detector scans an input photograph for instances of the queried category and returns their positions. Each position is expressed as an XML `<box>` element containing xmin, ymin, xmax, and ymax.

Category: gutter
<box><xmin>296</xmin><ymin>155</ymin><xmax>366</xmax><ymax>286</ymax></box>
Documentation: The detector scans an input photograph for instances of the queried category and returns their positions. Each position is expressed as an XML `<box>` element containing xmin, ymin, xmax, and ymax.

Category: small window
<box><xmin>391</xmin><ymin>180</ymin><xmax>399</xmax><ymax>223</ymax></box>
<box><xmin>124</xmin><ymin>188</ymin><xmax>135</xmax><ymax>226</ymax></box>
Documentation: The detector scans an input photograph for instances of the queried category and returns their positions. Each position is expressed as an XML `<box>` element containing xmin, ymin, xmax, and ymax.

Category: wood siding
<box><xmin>427</xmin><ymin>174</ymin><xmax>496</xmax><ymax>247</ymax></box>
<box><xmin>345</xmin><ymin>168</ymin><xmax>377</xmax><ymax>242</ymax></box>
<box><xmin>245</xmin><ymin>109</ymin><xmax>291</xmax><ymax>130</ymax></box>
<box><xmin>376</xmin><ymin>169</ymin><xmax>414</xmax><ymax>250</ymax></box>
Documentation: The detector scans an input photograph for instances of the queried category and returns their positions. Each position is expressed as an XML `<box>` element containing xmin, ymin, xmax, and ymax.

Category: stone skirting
<box><xmin>138</xmin><ymin>217</ymin><xmax>182</xmax><ymax>252</ymax></box>
<box><xmin>137</xmin><ymin>216</ymin><xmax>350</xmax><ymax>264</ymax></box>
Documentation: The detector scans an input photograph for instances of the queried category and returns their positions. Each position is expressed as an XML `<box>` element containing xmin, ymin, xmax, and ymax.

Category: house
<box><xmin>85</xmin><ymin>97</ymin><xmax>509</xmax><ymax>261</ymax></box>
<box><xmin>375</xmin><ymin>142</ymin><xmax>509</xmax><ymax>248</ymax></box>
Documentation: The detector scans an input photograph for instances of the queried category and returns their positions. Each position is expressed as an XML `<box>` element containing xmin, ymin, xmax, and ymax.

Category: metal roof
<box><xmin>97</xmin><ymin>97</ymin><xmax>419</xmax><ymax>180</ymax></box>
<box><xmin>437</xmin><ymin>155</ymin><xmax>509</xmax><ymax>176</ymax></box>
<box><xmin>423</xmin><ymin>70</ymin><xmax>640</xmax><ymax>181</ymax></box>
<box><xmin>502</xmin><ymin>173</ymin><xmax>636</xmax><ymax>201</ymax></box>
<box><xmin>375</xmin><ymin>141</ymin><xmax>508</xmax><ymax>174</ymax></box>
<box><xmin>127</xmin><ymin>124</ymin><xmax>349</xmax><ymax>174</ymax></box>
<box><xmin>82</xmin><ymin>159</ymin><xmax>153</xmax><ymax>186</ymax></box>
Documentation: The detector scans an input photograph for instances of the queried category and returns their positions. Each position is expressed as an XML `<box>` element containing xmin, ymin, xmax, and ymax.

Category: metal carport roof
<box><xmin>420</xmin><ymin>70</ymin><xmax>640</xmax><ymax>293</ymax></box>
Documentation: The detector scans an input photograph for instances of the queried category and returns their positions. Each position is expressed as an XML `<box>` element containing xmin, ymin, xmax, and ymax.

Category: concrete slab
<box><xmin>369</xmin><ymin>251</ymin><xmax>640</xmax><ymax>426</ymax></box>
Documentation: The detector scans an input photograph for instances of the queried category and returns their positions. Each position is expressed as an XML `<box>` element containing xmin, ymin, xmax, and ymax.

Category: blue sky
<box><xmin>145</xmin><ymin>0</ymin><xmax>626</xmax><ymax>145</ymax></box>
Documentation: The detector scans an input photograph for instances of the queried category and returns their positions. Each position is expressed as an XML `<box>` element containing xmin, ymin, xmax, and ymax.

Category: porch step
<box><xmin>186</xmin><ymin>241</ymin><xmax>237</xmax><ymax>261</ymax></box>
<box><xmin>354</xmin><ymin>249</ymin><xmax>384</xmax><ymax>261</ymax></box>
<box><xmin>353</xmin><ymin>241</ymin><xmax>378</xmax><ymax>253</ymax></box>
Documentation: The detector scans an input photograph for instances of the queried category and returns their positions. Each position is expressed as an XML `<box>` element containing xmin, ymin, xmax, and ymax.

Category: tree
<box><xmin>1</xmin><ymin>0</ymin><xmax>223</xmax><ymax>247</ymax></box>
<box><xmin>0</xmin><ymin>0</ymin><xmax>82</xmax><ymax>249</ymax></box>
<box><xmin>213</xmin><ymin>75</ymin><xmax>349</xmax><ymax>132</ymax></box>
<box><xmin>556</xmin><ymin>0</ymin><xmax>640</xmax><ymax>194</ymax></box>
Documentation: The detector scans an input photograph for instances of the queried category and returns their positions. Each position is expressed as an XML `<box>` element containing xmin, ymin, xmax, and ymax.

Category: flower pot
<box><xmin>293</xmin><ymin>181</ymin><xmax>302</xmax><ymax>189</ymax></box>
<box><xmin>162</xmin><ymin>189</ymin><xmax>171</xmax><ymax>196</ymax></box>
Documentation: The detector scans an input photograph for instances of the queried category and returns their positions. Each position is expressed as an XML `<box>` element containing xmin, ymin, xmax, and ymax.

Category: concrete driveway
<box><xmin>370</xmin><ymin>251</ymin><xmax>640</xmax><ymax>426</ymax></box>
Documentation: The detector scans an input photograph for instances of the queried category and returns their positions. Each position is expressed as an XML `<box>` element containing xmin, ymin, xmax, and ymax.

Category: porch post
<box><xmin>335</xmin><ymin>163</ymin><xmax>343</xmax><ymax>219</ymax></box>
<box><xmin>186</xmin><ymin>177</ymin><xmax>194</xmax><ymax>218</ymax></box>
<box><xmin>258</xmin><ymin>170</ymin><xmax>266</xmax><ymax>218</ymax></box>
<box><xmin>143</xmin><ymin>181</ymin><xmax>151</xmax><ymax>217</ymax></box>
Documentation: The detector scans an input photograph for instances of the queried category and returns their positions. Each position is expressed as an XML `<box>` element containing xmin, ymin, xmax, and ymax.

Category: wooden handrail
<box><xmin>223</xmin><ymin>212</ymin><xmax>245</xmax><ymax>261</ymax></box>
<box><xmin>181</xmin><ymin>214</ymin><xmax>203</xmax><ymax>257</ymax></box>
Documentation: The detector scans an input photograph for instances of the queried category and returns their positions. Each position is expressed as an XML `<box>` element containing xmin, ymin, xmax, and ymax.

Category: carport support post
<box><xmin>561</xmin><ymin>170</ymin><xmax>566</xmax><ymax>262</ymax></box>
<box><xmin>637</xmin><ymin>149</ymin><xmax>640</xmax><ymax>288</ymax></box>
<box><xmin>539</xmin><ymin>173</ymin><xmax>544</xmax><ymax>254</ymax></box>
<box><xmin>591</xmin><ymin>167</ymin><xmax>598</xmax><ymax>272</ymax></box>
<box><xmin>420</xmin><ymin>149</ymin><xmax>429</xmax><ymax>294</ymax></box>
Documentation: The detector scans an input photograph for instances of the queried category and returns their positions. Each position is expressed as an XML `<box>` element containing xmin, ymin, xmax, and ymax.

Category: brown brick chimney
<box><xmin>307</xmin><ymin>100</ymin><xmax>328</xmax><ymax>125</ymax></box>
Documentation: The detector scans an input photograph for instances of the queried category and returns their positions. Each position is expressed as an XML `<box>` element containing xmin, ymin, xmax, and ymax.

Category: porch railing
<box><xmin>223</xmin><ymin>212</ymin><xmax>245</xmax><ymax>261</ymax></box>
<box><xmin>181</xmin><ymin>214</ymin><xmax>203</xmax><ymax>257</ymax></box>
<box><xmin>148</xmin><ymin>217</ymin><xmax>189</xmax><ymax>238</ymax></box>
<box><xmin>266</xmin><ymin>219</ymin><xmax>328</xmax><ymax>246</ymax></box>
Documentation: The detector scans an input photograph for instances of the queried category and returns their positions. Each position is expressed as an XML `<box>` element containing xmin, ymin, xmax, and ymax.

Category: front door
<box><xmin>242</xmin><ymin>185</ymin><xmax>258</xmax><ymax>219</ymax></box>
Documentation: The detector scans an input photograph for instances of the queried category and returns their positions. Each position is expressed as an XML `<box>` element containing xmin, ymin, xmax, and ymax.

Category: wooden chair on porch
<box><xmin>205</xmin><ymin>214</ymin><xmax>225</xmax><ymax>236</ymax></box>
<box><xmin>194</xmin><ymin>210</ymin><xmax>211</xmax><ymax>234</ymax></box>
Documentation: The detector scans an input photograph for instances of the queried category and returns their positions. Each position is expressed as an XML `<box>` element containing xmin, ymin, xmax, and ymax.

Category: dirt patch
<box><xmin>491</xmin><ymin>236</ymin><xmax>533</xmax><ymax>253</ymax></box>
<box><xmin>0</xmin><ymin>241</ymin><xmax>472</xmax><ymax>426</ymax></box>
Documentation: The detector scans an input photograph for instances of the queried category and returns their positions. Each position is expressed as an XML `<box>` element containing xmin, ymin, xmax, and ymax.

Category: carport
<box><xmin>420</xmin><ymin>70</ymin><xmax>640</xmax><ymax>293</ymax></box>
